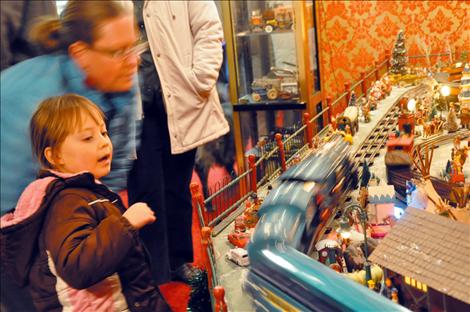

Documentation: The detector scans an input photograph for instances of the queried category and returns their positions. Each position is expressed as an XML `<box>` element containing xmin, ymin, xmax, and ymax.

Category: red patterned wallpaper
<box><xmin>316</xmin><ymin>0</ymin><xmax>470</xmax><ymax>98</ymax></box>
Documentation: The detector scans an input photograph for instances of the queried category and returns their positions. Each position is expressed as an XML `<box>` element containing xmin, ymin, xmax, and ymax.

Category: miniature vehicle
<box><xmin>262</xmin><ymin>9</ymin><xmax>276</xmax><ymax>33</ymax></box>
<box><xmin>251</xmin><ymin>67</ymin><xmax>298</xmax><ymax>102</ymax></box>
<box><xmin>337</xmin><ymin>106</ymin><xmax>359</xmax><ymax>135</ymax></box>
<box><xmin>226</xmin><ymin>248</ymin><xmax>249</xmax><ymax>266</ymax></box>
<box><xmin>263</xmin><ymin>19</ymin><xmax>277</xmax><ymax>33</ymax></box>
<box><xmin>249</xmin><ymin>7</ymin><xmax>294</xmax><ymax>34</ymax></box>
<box><xmin>250</xmin><ymin>86</ymin><xmax>268</xmax><ymax>102</ymax></box>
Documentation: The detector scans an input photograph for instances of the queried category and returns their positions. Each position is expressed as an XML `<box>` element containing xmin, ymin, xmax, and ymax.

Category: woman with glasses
<box><xmin>1</xmin><ymin>0</ymin><xmax>144</xmax><ymax>213</ymax></box>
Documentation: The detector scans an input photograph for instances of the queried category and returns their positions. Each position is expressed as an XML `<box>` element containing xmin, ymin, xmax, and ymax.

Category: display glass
<box><xmin>230</xmin><ymin>1</ymin><xmax>301</xmax><ymax>104</ymax></box>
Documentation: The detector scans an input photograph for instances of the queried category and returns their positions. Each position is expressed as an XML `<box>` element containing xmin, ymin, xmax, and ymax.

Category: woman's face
<box><xmin>73</xmin><ymin>15</ymin><xmax>139</xmax><ymax>93</ymax></box>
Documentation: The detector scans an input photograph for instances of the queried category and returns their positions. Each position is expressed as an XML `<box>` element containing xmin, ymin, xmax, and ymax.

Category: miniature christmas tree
<box><xmin>390</xmin><ymin>30</ymin><xmax>408</xmax><ymax>75</ymax></box>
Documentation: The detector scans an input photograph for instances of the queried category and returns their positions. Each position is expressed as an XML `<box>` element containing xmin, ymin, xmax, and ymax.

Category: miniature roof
<box><xmin>368</xmin><ymin>185</ymin><xmax>395</xmax><ymax>204</ymax></box>
<box><xmin>369</xmin><ymin>208</ymin><xmax>470</xmax><ymax>304</ymax></box>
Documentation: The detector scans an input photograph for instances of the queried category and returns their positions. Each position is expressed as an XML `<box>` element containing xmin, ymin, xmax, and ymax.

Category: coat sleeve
<box><xmin>44</xmin><ymin>192</ymin><xmax>137</xmax><ymax>289</ymax></box>
<box><xmin>187</xmin><ymin>0</ymin><xmax>224</xmax><ymax>97</ymax></box>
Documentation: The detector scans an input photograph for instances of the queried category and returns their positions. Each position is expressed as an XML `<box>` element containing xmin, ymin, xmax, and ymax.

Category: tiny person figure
<box><xmin>382</xmin><ymin>278</ymin><xmax>398</xmax><ymax>300</ymax></box>
<box><xmin>343</xmin><ymin>125</ymin><xmax>353</xmax><ymax>145</ymax></box>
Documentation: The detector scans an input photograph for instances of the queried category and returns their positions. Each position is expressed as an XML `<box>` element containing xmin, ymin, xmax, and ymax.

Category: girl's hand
<box><xmin>123</xmin><ymin>202</ymin><xmax>156</xmax><ymax>229</ymax></box>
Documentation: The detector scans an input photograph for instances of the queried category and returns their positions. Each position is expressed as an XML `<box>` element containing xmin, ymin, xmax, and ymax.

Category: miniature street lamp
<box><xmin>407</xmin><ymin>98</ymin><xmax>416</xmax><ymax>112</ymax></box>
<box><xmin>337</xmin><ymin>203</ymin><xmax>372</xmax><ymax>283</ymax></box>
<box><xmin>440</xmin><ymin>85</ymin><xmax>451</xmax><ymax>110</ymax></box>
<box><xmin>440</xmin><ymin>85</ymin><xmax>451</xmax><ymax>97</ymax></box>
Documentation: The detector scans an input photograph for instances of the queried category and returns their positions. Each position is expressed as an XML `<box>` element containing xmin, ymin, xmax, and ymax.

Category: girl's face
<box><xmin>47</xmin><ymin>113</ymin><xmax>113</xmax><ymax>179</ymax></box>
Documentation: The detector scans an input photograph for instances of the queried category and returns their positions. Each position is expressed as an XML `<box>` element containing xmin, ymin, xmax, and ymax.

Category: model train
<box><xmin>243</xmin><ymin>136</ymin><xmax>406</xmax><ymax>311</ymax></box>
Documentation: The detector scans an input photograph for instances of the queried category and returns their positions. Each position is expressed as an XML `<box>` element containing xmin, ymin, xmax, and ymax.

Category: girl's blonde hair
<box><xmin>30</xmin><ymin>94</ymin><xmax>105</xmax><ymax>169</ymax></box>
<box><xmin>29</xmin><ymin>0</ymin><xmax>134</xmax><ymax>52</ymax></box>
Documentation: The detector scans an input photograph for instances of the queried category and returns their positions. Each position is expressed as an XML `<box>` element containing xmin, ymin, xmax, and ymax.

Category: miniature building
<box><xmin>367</xmin><ymin>185</ymin><xmax>395</xmax><ymax>223</ymax></box>
<box><xmin>369</xmin><ymin>208</ymin><xmax>470</xmax><ymax>311</ymax></box>
<box><xmin>459</xmin><ymin>63</ymin><xmax>470</xmax><ymax>107</ymax></box>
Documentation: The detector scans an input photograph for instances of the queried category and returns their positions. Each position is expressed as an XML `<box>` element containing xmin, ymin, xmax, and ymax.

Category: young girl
<box><xmin>0</xmin><ymin>94</ymin><xmax>170</xmax><ymax>311</ymax></box>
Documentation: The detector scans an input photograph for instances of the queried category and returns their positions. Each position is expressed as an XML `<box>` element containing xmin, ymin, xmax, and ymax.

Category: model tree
<box><xmin>390</xmin><ymin>30</ymin><xmax>408</xmax><ymax>75</ymax></box>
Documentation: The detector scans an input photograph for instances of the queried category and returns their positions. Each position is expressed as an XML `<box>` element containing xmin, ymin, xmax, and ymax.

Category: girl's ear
<box><xmin>44</xmin><ymin>147</ymin><xmax>60</xmax><ymax>167</ymax></box>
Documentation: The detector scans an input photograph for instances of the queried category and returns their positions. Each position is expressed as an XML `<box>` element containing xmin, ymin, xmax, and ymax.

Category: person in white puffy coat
<box><xmin>128</xmin><ymin>0</ymin><xmax>229</xmax><ymax>284</ymax></box>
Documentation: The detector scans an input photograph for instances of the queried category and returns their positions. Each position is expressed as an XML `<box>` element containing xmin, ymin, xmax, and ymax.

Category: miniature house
<box><xmin>369</xmin><ymin>208</ymin><xmax>470</xmax><ymax>311</ymax></box>
<box><xmin>367</xmin><ymin>185</ymin><xmax>396</xmax><ymax>224</ymax></box>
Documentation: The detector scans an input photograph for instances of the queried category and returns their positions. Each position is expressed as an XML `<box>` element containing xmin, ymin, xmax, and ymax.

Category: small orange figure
<box><xmin>391</xmin><ymin>290</ymin><xmax>399</xmax><ymax>303</ymax></box>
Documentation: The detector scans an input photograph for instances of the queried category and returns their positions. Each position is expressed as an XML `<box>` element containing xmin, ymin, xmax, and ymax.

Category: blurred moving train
<box><xmin>244</xmin><ymin>136</ymin><xmax>407</xmax><ymax>311</ymax></box>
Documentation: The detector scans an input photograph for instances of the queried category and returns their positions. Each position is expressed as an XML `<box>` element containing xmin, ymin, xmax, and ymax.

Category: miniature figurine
<box><xmin>316</xmin><ymin>238</ymin><xmax>343</xmax><ymax>272</ymax></box>
<box><xmin>381</xmin><ymin>75</ymin><xmax>393</xmax><ymax>96</ymax></box>
<box><xmin>348</xmin><ymin>91</ymin><xmax>357</xmax><ymax>107</ymax></box>
<box><xmin>361</xmin><ymin>98</ymin><xmax>371</xmax><ymax>123</ymax></box>
<box><xmin>243</xmin><ymin>194</ymin><xmax>261</xmax><ymax>228</ymax></box>
<box><xmin>228</xmin><ymin>215</ymin><xmax>251</xmax><ymax>248</ymax></box>
<box><xmin>406</xmin><ymin>180</ymin><xmax>416</xmax><ymax>206</ymax></box>
<box><xmin>382</xmin><ymin>278</ymin><xmax>398</xmax><ymax>300</ymax></box>
<box><xmin>368</xmin><ymin>94</ymin><xmax>378</xmax><ymax>111</ymax></box>
<box><xmin>460</xmin><ymin>106</ymin><xmax>470</xmax><ymax>129</ymax></box>
<box><xmin>342</xmin><ymin>125</ymin><xmax>353</xmax><ymax>145</ymax></box>
<box><xmin>291</xmin><ymin>154</ymin><xmax>301</xmax><ymax>166</ymax></box>
<box><xmin>391</xmin><ymin>290</ymin><xmax>399</xmax><ymax>303</ymax></box>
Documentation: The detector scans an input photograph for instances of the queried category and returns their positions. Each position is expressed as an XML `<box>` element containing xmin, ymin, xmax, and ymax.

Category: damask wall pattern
<box><xmin>316</xmin><ymin>0</ymin><xmax>470</xmax><ymax>98</ymax></box>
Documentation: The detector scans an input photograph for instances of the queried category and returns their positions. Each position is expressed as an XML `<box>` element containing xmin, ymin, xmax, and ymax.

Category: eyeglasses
<box><xmin>89</xmin><ymin>41</ymin><xmax>149</xmax><ymax>59</ymax></box>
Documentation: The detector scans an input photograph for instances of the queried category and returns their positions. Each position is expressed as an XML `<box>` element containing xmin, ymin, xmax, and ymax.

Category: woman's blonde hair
<box><xmin>30</xmin><ymin>0</ymin><xmax>134</xmax><ymax>52</ymax></box>
<box><xmin>30</xmin><ymin>94</ymin><xmax>105</xmax><ymax>169</ymax></box>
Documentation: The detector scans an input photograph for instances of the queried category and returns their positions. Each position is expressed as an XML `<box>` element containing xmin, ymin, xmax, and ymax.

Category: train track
<box><xmin>413</xmin><ymin>129</ymin><xmax>470</xmax><ymax>162</ymax></box>
<box><xmin>352</xmin><ymin>84</ymin><xmax>431</xmax><ymax>179</ymax></box>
